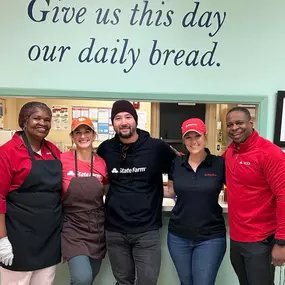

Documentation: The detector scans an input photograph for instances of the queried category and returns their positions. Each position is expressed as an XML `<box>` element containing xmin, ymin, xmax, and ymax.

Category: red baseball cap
<box><xmin>181</xmin><ymin>118</ymin><xmax>207</xmax><ymax>137</ymax></box>
<box><xmin>71</xmin><ymin>117</ymin><xmax>95</xmax><ymax>132</ymax></box>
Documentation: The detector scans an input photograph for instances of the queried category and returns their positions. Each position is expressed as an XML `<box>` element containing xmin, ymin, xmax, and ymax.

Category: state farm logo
<box><xmin>239</xmin><ymin>161</ymin><xmax>251</xmax><ymax>166</ymax></box>
<box><xmin>66</xmin><ymin>170</ymin><xmax>102</xmax><ymax>179</ymax></box>
<box><xmin>111</xmin><ymin>168</ymin><xmax>119</xmax><ymax>173</ymax></box>
<box><xmin>186</xmin><ymin>123</ymin><xmax>197</xmax><ymax>127</ymax></box>
<box><xmin>111</xmin><ymin>167</ymin><xmax>147</xmax><ymax>174</ymax></box>
<box><xmin>120</xmin><ymin>167</ymin><xmax>147</xmax><ymax>173</ymax></box>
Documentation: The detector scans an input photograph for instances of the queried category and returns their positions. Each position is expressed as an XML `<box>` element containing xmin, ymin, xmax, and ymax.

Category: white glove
<box><xmin>0</xmin><ymin>237</ymin><xmax>14</xmax><ymax>266</ymax></box>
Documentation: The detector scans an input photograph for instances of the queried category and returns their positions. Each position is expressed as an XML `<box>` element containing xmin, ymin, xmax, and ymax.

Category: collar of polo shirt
<box><xmin>181</xmin><ymin>148</ymin><xmax>212</xmax><ymax>167</ymax></box>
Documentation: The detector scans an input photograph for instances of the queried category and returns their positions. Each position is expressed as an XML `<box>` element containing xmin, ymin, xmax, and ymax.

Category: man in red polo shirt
<box><xmin>224</xmin><ymin>106</ymin><xmax>285</xmax><ymax>285</ymax></box>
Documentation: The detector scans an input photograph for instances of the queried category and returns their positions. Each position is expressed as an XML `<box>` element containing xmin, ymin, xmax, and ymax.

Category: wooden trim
<box><xmin>151</xmin><ymin>102</ymin><xmax>160</xmax><ymax>138</ymax></box>
<box><xmin>205</xmin><ymin>104</ymin><xmax>216</xmax><ymax>154</ymax></box>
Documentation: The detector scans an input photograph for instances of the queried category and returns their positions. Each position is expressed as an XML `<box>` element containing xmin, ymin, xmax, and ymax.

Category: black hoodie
<box><xmin>97</xmin><ymin>129</ymin><xmax>176</xmax><ymax>233</ymax></box>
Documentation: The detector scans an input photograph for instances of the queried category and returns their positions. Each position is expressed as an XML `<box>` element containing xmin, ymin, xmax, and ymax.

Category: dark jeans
<box><xmin>106</xmin><ymin>229</ymin><xmax>161</xmax><ymax>285</ymax></box>
<box><xmin>167</xmin><ymin>232</ymin><xmax>226</xmax><ymax>285</ymax></box>
<box><xmin>68</xmin><ymin>255</ymin><xmax>102</xmax><ymax>285</ymax></box>
<box><xmin>230</xmin><ymin>237</ymin><xmax>275</xmax><ymax>285</ymax></box>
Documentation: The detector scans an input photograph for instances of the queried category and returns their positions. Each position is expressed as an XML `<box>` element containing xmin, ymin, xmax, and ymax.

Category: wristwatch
<box><xmin>275</xmin><ymin>239</ymin><xmax>285</xmax><ymax>246</ymax></box>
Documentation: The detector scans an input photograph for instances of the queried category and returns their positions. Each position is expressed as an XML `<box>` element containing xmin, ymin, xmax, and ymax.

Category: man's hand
<box><xmin>272</xmin><ymin>244</ymin><xmax>285</xmax><ymax>266</ymax></box>
<box><xmin>0</xmin><ymin>236</ymin><xmax>13</xmax><ymax>266</ymax></box>
<box><xmin>169</xmin><ymin>145</ymin><xmax>183</xmax><ymax>156</ymax></box>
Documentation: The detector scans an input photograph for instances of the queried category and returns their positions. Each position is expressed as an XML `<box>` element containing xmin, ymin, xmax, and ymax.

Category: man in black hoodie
<box><xmin>97</xmin><ymin>100</ymin><xmax>176</xmax><ymax>285</ymax></box>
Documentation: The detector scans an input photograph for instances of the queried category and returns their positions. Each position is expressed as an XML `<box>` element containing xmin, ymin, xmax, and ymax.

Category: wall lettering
<box><xmin>26</xmin><ymin>0</ymin><xmax>227</xmax><ymax>73</ymax></box>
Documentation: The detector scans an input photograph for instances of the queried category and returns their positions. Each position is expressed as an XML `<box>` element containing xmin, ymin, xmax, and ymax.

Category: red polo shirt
<box><xmin>0</xmin><ymin>132</ymin><xmax>61</xmax><ymax>214</ymax></box>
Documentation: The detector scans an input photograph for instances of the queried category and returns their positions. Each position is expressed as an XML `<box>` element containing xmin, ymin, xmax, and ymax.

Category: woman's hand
<box><xmin>164</xmin><ymin>180</ymin><xmax>176</xmax><ymax>198</ymax></box>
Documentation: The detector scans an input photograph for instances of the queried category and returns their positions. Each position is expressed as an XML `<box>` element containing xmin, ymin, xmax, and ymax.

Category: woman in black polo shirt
<box><xmin>165</xmin><ymin>118</ymin><xmax>226</xmax><ymax>285</ymax></box>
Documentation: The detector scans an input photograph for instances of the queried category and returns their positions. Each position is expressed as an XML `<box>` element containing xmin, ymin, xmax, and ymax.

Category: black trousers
<box><xmin>106</xmin><ymin>229</ymin><xmax>161</xmax><ymax>285</ymax></box>
<box><xmin>230</xmin><ymin>236</ymin><xmax>275</xmax><ymax>285</ymax></box>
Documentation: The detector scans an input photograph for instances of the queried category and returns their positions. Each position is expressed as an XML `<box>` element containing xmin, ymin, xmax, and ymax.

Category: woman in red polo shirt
<box><xmin>0</xmin><ymin>102</ymin><xmax>62</xmax><ymax>285</ymax></box>
<box><xmin>61</xmin><ymin>117</ymin><xmax>108</xmax><ymax>285</ymax></box>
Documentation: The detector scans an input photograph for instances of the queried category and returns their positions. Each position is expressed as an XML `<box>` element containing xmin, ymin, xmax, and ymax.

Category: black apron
<box><xmin>2</xmin><ymin>132</ymin><xmax>63</xmax><ymax>271</ymax></box>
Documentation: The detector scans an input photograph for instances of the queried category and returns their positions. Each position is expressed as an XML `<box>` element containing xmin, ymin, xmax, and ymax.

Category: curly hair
<box><xmin>18</xmin><ymin>102</ymin><xmax>52</xmax><ymax>129</ymax></box>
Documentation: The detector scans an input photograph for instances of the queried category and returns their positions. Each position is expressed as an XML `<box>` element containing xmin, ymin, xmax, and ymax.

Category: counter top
<box><xmin>162</xmin><ymin>198</ymin><xmax>228</xmax><ymax>213</ymax></box>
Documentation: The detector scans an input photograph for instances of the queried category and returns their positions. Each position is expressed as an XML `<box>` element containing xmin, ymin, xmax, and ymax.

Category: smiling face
<box><xmin>25</xmin><ymin>108</ymin><xmax>52</xmax><ymax>140</ymax></box>
<box><xmin>183</xmin><ymin>131</ymin><xmax>206</xmax><ymax>154</ymax></box>
<box><xmin>112</xmin><ymin>112</ymin><xmax>137</xmax><ymax>139</ymax></box>
<box><xmin>71</xmin><ymin>125</ymin><xmax>95</xmax><ymax>149</ymax></box>
<box><xmin>226</xmin><ymin>110</ymin><xmax>253</xmax><ymax>144</ymax></box>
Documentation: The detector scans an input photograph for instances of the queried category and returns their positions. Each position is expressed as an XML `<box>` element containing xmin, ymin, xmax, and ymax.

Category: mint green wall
<box><xmin>0</xmin><ymin>0</ymin><xmax>284</xmax><ymax>284</ymax></box>
<box><xmin>0</xmin><ymin>0</ymin><xmax>284</xmax><ymax>140</ymax></box>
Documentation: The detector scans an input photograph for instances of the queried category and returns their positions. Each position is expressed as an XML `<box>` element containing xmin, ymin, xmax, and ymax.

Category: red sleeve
<box><xmin>102</xmin><ymin>160</ymin><xmax>109</xmax><ymax>185</ymax></box>
<box><xmin>0</xmin><ymin>147</ymin><xmax>12</xmax><ymax>213</ymax></box>
<box><xmin>263</xmin><ymin>146</ymin><xmax>285</xmax><ymax>239</ymax></box>
<box><xmin>102</xmin><ymin>176</ymin><xmax>109</xmax><ymax>185</ymax></box>
<box><xmin>60</xmin><ymin>152</ymin><xmax>72</xmax><ymax>196</ymax></box>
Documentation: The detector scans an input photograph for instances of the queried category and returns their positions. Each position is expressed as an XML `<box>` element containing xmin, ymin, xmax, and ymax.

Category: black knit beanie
<box><xmin>111</xmin><ymin>100</ymin><xmax>138</xmax><ymax>124</ymax></box>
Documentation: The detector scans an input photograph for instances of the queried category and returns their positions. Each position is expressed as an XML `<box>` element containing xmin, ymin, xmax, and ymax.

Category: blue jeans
<box><xmin>68</xmin><ymin>255</ymin><xmax>102</xmax><ymax>285</ymax></box>
<box><xmin>167</xmin><ymin>232</ymin><xmax>226</xmax><ymax>285</ymax></box>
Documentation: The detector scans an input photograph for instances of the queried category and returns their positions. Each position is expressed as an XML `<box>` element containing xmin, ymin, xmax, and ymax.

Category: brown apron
<box><xmin>61</xmin><ymin>151</ymin><xmax>106</xmax><ymax>262</ymax></box>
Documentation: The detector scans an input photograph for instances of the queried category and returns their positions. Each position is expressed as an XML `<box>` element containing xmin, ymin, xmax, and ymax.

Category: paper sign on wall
<box><xmin>137</xmin><ymin>111</ymin><xmax>147</xmax><ymax>130</ymax></box>
<box><xmin>52</xmin><ymin>105</ymin><xmax>68</xmax><ymax>130</ymax></box>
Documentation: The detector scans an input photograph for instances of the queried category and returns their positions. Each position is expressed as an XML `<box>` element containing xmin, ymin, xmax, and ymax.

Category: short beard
<box><xmin>118</xmin><ymin>126</ymin><xmax>136</xmax><ymax>139</ymax></box>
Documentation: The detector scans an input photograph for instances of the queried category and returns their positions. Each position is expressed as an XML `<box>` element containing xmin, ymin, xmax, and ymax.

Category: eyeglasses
<box><xmin>121</xmin><ymin>144</ymin><xmax>129</xmax><ymax>161</ymax></box>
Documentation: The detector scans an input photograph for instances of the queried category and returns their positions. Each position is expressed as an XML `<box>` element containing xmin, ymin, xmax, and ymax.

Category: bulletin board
<box><xmin>72</xmin><ymin>106</ymin><xmax>115</xmax><ymax>141</ymax></box>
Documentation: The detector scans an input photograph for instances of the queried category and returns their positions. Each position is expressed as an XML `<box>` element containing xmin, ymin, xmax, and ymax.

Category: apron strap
<box><xmin>22</xmin><ymin>131</ymin><xmax>36</xmax><ymax>161</ymax></box>
<box><xmin>45</xmin><ymin>144</ymin><xmax>59</xmax><ymax>160</ymax></box>
<box><xmin>22</xmin><ymin>131</ymin><xmax>58</xmax><ymax>161</ymax></box>
<box><xmin>74</xmin><ymin>151</ymin><xmax>94</xmax><ymax>178</ymax></box>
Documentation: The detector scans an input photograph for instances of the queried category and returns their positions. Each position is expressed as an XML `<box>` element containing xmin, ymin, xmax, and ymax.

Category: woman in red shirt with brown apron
<box><xmin>61</xmin><ymin>117</ymin><xmax>108</xmax><ymax>285</ymax></box>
